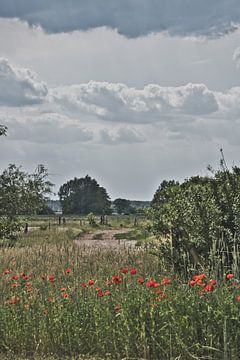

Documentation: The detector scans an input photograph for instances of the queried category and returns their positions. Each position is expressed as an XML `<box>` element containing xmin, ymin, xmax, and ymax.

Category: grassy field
<box><xmin>1</xmin><ymin>216</ymin><xmax>240</xmax><ymax>359</ymax></box>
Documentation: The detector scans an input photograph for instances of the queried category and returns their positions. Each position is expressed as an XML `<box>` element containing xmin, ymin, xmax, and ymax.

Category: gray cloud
<box><xmin>0</xmin><ymin>0</ymin><xmax>240</xmax><ymax>38</ymax></box>
<box><xmin>0</xmin><ymin>58</ymin><xmax>48</xmax><ymax>106</ymax></box>
<box><xmin>1</xmin><ymin>113</ymin><xmax>93</xmax><ymax>144</ymax></box>
<box><xmin>233</xmin><ymin>47</ymin><xmax>240</xmax><ymax>67</ymax></box>
<box><xmin>99</xmin><ymin>127</ymin><xmax>145</xmax><ymax>145</ymax></box>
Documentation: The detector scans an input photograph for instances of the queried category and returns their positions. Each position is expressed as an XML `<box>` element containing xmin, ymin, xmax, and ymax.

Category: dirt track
<box><xmin>74</xmin><ymin>228</ymin><xmax>137</xmax><ymax>250</ymax></box>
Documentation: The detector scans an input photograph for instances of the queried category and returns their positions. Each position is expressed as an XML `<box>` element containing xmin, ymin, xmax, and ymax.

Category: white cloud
<box><xmin>0</xmin><ymin>58</ymin><xmax>48</xmax><ymax>106</ymax></box>
<box><xmin>0</xmin><ymin>0</ymin><xmax>240</xmax><ymax>39</ymax></box>
<box><xmin>51</xmin><ymin>81</ymin><xmax>219</xmax><ymax>123</ymax></box>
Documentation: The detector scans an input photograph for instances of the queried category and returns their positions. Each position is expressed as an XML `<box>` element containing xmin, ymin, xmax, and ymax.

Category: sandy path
<box><xmin>74</xmin><ymin>228</ymin><xmax>137</xmax><ymax>250</ymax></box>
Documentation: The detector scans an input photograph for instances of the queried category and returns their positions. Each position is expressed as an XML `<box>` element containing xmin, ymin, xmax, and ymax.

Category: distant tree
<box><xmin>58</xmin><ymin>175</ymin><xmax>111</xmax><ymax>215</ymax></box>
<box><xmin>0</xmin><ymin>125</ymin><xmax>7</xmax><ymax>136</ymax></box>
<box><xmin>113</xmin><ymin>198</ymin><xmax>135</xmax><ymax>214</ymax></box>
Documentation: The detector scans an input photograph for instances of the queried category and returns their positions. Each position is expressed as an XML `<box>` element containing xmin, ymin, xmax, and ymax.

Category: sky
<box><xmin>0</xmin><ymin>0</ymin><xmax>240</xmax><ymax>200</ymax></box>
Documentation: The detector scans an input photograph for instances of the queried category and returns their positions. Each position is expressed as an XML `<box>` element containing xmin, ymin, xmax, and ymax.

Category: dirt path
<box><xmin>74</xmin><ymin>228</ymin><xmax>137</xmax><ymax>250</ymax></box>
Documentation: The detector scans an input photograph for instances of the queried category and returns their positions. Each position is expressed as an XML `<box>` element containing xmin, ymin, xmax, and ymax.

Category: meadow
<box><xmin>1</xmin><ymin>216</ymin><xmax>240</xmax><ymax>359</ymax></box>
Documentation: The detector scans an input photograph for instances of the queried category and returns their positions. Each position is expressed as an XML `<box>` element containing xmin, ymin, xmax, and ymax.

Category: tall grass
<box><xmin>1</xmin><ymin>238</ymin><xmax>240</xmax><ymax>359</ymax></box>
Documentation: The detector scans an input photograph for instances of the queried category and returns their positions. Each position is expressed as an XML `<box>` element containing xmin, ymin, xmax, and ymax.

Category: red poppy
<box><xmin>146</xmin><ymin>280</ymin><xmax>156</xmax><ymax>288</ymax></box>
<box><xmin>11</xmin><ymin>283</ymin><xmax>19</xmax><ymax>288</ymax></box>
<box><xmin>112</xmin><ymin>276</ymin><xmax>122</xmax><ymax>284</ymax></box>
<box><xmin>120</xmin><ymin>267</ymin><xmax>129</xmax><ymax>274</ymax></box>
<box><xmin>63</xmin><ymin>293</ymin><xmax>69</xmax><ymax>299</ymax></box>
<box><xmin>130</xmin><ymin>268</ymin><xmax>137</xmax><ymax>275</ymax></box>
<box><xmin>60</xmin><ymin>287</ymin><xmax>67</xmax><ymax>292</ymax></box>
<box><xmin>23</xmin><ymin>276</ymin><xmax>30</xmax><ymax>281</ymax></box>
<box><xmin>210</xmin><ymin>279</ymin><xmax>217</xmax><ymax>286</ymax></box>
<box><xmin>227</xmin><ymin>274</ymin><xmax>234</xmax><ymax>280</ymax></box>
<box><xmin>81</xmin><ymin>283</ymin><xmax>87</xmax><ymax>288</ymax></box>
<box><xmin>161</xmin><ymin>278</ymin><xmax>171</xmax><ymax>285</ymax></box>
<box><xmin>48</xmin><ymin>297</ymin><xmax>54</xmax><ymax>303</ymax></box>
<box><xmin>48</xmin><ymin>275</ymin><xmax>55</xmax><ymax>283</ymax></box>
<box><xmin>25</xmin><ymin>282</ymin><xmax>31</xmax><ymax>287</ymax></box>
<box><xmin>235</xmin><ymin>294</ymin><xmax>240</xmax><ymax>301</ymax></box>
<box><xmin>98</xmin><ymin>291</ymin><xmax>104</xmax><ymax>297</ymax></box>
<box><xmin>8</xmin><ymin>297</ymin><xmax>17</xmax><ymax>305</ymax></box>
<box><xmin>88</xmin><ymin>279</ymin><xmax>95</xmax><ymax>286</ymax></box>
<box><xmin>12</xmin><ymin>275</ymin><xmax>19</xmax><ymax>281</ymax></box>
<box><xmin>65</xmin><ymin>268</ymin><xmax>72</xmax><ymax>274</ymax></box>
<box><xmin>105</xmin><ymin>291</ymin><xmax>111</xmax><ymax>296</ymax></box>
<box><xmin>114</xmin><ymin>305</ymin><xmax>121</xmax><ymax>311</ymax></box>
<box><xmin>3</xmin><ymin>269</ymin><xmax>11</xmax><ymax>275</ymax></box>
<box><xmin>137</xmin><ymin>278</ymin><xmax>145</xmax><ymax>284</ymax></box>
<box><xmin>193</xmin><ymin>274</ymin><xmax>206</xmax><ymax>281</ymax></box>
<box><xmin>204</xmin><ymin>284</ymin><xmax>214</xmax><ymax>292</ymax></box>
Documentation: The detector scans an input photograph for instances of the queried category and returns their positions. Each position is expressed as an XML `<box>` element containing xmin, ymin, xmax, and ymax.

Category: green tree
<box><xmin>0</xmin><ymin>125</ymin><xmax>7</xmax><ymax>136</ymax></box>
<box><xmin>0</xmin><ymin>164</ymin><xmax>53</xmax><ymax>242</ymax></box>
<box><xmin>113</xmin><ymin>198</ymin><xmax>134</xmax><ymax>214</ymax></box>
<box><xmin>59</xmin><ymin>175</ymin><xmax>111</xmax><ymax>215</ymax></box>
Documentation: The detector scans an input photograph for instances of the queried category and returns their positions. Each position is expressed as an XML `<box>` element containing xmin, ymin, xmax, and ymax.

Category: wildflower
<box><xmin>81</xmin><ymin>283</ymin><xmax>87</xmax><ymax>288</ymax></box>
<box><xmin>65</xmin><ymin>268</ymin><xmax>72</xmax><ymax>274</ymax></box>
<box><xmin>96</xmin><ymin>287</ymin><xmax>101</xmax><ymax>292</ymax></box>
<box><xmin>146</xmin><ymin>280</ymin><xmax>156</xmax><ymax>288</ymax></box>
<box><xmin>193</xmin><ymin>274</ymin><xmax>206</xmax><ymax>281</ymax></box>
<box><xmin>25</xmin><ymin>282</ymin><xmax>31</xmax><ymax>287</ymax></box>
<box><xmin>88</xmin><ymin>279</ymin><xmax>95</xmax><ymax>286</ymax></box>
<box><xmin>98</xmin><ymin>291</ymin><xmax>104</xmax><ymax>297</ymax></box>
<box><xmin>60</xmin><ymin>287</ymin><xmax>67</xmax><ymax>292</ymax></box>
<box><xmin>120</xmin><ymin>267</ymin><xmax>129</xmax><ymax>274</ymax></box>
<box><xmin>43</xmin><ymin>309</ymin><xmax>48</xmax><ymax>315</ymax></box>
<box><xmin>48</xmin><ymin>297</ymin><xmax>54</xmax><ymax>303</ymax></box>
<box><xmin>210</xmin><ymin>279</ymin><xmax>217</xmax><ymax>286</ymax></box>
<box><xmin>161</xmin><ymin>278</ymin><xmax>171</xmax><ymax>285</ymax></box>
<box><xmin>227</xmin><ymin>274</ymin><xmax>234</xmax><ymax>280</ymax></box>
<box><xmin>155</xmin><ymin>290</ymin><xmax>164</xmax><ymax>295</ymax></box>
<box><xmin>112</xmin><ymin>275</ymin><xmax>122</xmax><ymax>284</ymax></box>
<box><xmin>11</xmin><ymin>283</ymin><xmax>19</xmax><ymax>288</ymax></box>
<box><xmin>48</xmin><ymin>275</ymin><xmax>55</xmax><ymax>283</ymax></box>
<box><xmin>23</xmin><ymin>276</ymin><xmax>30</xmax><ymax>281</ymax></box>
<box><xmin>155</xmin><ymin>294</ymin><xmax>167</xmax><ymax>301</ymax></box>
<box><xmin>105</xmin><ymin>291</ymin><xmax>111</xmax><ymax>296</ymax></box>
<box><xmin>8</xmin><ymin>297</ymin><xmax>17</xmax><ymax>305</ymax></box>
<box><xmin>12</xmin><ymin>275</ymin><xmax>19</xmax><ymax>281</ymax></box>
<box><xmin>130</xmin><ymin>268</ymin><xmax>137</xmax><ymax>275</ymax></box>
<box><xmin>114</xmin><ymin>305</ymin><xmax>121</xmax><ymax>311</ymax></box>
<box><xmin>63</xmin><ymin>293</ymin><xmax>69</xmax><ymax>299</ymax></box>
<box><xmin>137</xmin><ymin>278</ymin><xmax>145</xmax><ymax>284</ymax></box>
<box><xmin>204</xmin><ymin>284</ymin><xmax>214</xmax><ymax>292</ymax></box>
<box><xmin>3</xmin><ymin>269</ymin><xmax>11</xmax><ymax>275</ymax></box>
<box><xmin>235</xmin><ymin>295</ymin><xmax>240</xmax><ymax>301</ymax></box>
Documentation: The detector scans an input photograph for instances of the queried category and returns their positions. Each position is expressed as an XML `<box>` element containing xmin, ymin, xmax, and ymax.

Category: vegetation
<box><xmin>0</xmin><ymin>164</ymin><xmax>52</xmax><ymax>244</ymax></box>
<box><xmin>59</xmin><ymin>175</ymin><xmax>111</xmax><ymax>215</ymax></box>
<box><xmin>148</xmin><ymin>152</ymin><xmax>240</xmax><ymax>275</ymax></box>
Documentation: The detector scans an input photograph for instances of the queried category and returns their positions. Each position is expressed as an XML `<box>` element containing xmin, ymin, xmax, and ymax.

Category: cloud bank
<box><xmin>0</xmin><ymin>58</ymin><xmax>48</xmax><ymax>106</ymax></box>
<box><xmin>0</xmin><ymin>0</ymin><xmax>240</xmax><ymax>38</ymax></box>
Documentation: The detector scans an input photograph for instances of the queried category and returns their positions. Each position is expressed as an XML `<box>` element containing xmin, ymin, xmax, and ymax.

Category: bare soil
<box><xmin>74</xmin><ymin>228</ymin><xmax>137</xmax><ymax>250</ymax></box>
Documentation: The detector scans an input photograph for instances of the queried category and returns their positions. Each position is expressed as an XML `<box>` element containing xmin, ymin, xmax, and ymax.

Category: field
<box><xmin>1</xmin><ymin>216</ymin><xmax>240</xmax><ymax>359</ymax></box>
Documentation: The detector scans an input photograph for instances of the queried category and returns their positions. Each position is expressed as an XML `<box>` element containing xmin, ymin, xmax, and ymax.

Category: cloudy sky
<box><xmin>0</xmin><ymin>0</ymin><xmax>240</xmax><ymax>200</ymax></box>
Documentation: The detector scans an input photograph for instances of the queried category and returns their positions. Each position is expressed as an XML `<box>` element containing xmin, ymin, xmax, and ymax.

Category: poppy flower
<box><xmin>105</xmin><ymin>291</ymin><xmax>111</xmax><ymax>296</ymax></box>
<box><xmin>8</xmin><ymin>297</ymin><xmax>17</xmax><ymax>305</ymax></box>
<box><xmin>81</xmin><ymin>283</ymin><xmax>87</xmax><ymax>288</ymax></box>
<box><xmin>112</xmin><ymin>276</ymin><xmax>122</xmax><ymax>284</ymax></box>
<box><xmin>23</xmin><ymin>276</ymin><xmax>30</xmax><ymax>281</ymax></box>
<box><xmin>25</xmin><ymin>282</ymin><xmax>31</xmax><ymax>287</ymax></box>
<box><xmin>60</xmin><ymin>287</ymin><xmax>67</xmax><ymax>292</ymax></box>
<box><xmin>98</xmin><ymin>291</ymin><xmax>104</xmax><ymax>297</ymax></box>
<box><xmin>65</xmin><ymin>268</ymin><xmax>72</xmax><ymax>274</ymax></box>
<box><xmin>48</xmin><ymin>275</ymin><xmax>55</xmax><ymax>283</ymax></box>
<box><xmin>114</xmin><ymin>305</ymin><xmax>121</xmax><ymax>311</ymax></box>
<box><xmin>88</xmin><ymin>280</ymin><xmax>95</xmax><ymax>286</ymax></box>
<box><xmin>146</xmin><ymin>280</ymin><xmax>156</xmax><ymax>288</ymax></box>
<box><xmin>130</xmin><ymin>268</ymin><xmax>137</xmax><ymax>275</ymax></box>
<box><xmin>235</xmin><ymin>294</ymin><xmax>240</xmax><ymax>301</ymax></box>
<box><xmin>204</xmin><ymin>284</ymin><xmax>214</xmax><ymax>292</ymax></box>
<box><xmin>120</xmin><ymin>267</ymin><xmax>129</xmax><ymax>274</ymax></box>
<box><xmin>227</xmin><ymin>274</ymin><xmax>234</xmax><ymax>280</ymax></box>
<box><xmin>3</xmin><ymin>269</ymin><xmax>11</xmax><ymax>275</ymax></box>
<box><xmin>63</xmin><ymin>293</ymin><xmax>69</xmax><ymax>299</ymax></box>
<box><xmin>161</xmin><ymin>278</ymin><xmax>171</xmax><ymax>285</ymax></box>
<box><xmin>137</xmin><ymin>278</ymin><xmax>145</xmax><ymax>284</ymax></box>
<box><xmin>11</xmin><ymin>283</ymin><xmax>19</xmax><ymax>288</ymax></box>
<box><xmin>12</xmin><ymin>275</ymin><xmax>19</xmax><ymax>281</ymax></box>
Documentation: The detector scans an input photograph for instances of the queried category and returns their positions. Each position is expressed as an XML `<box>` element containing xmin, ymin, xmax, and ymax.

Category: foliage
<box><xmin>0</xmin><ymin>164</ymin><xmax>53</xmax><ymax>242</ymax></box>
<box><xmin>0</xmin><ymin>125</ymin><xmax>7</xmax><ymax>136</ymax></box>
<box><xmin>58</xmin><ymin>175</ymin><xmax>111</xmax><ymax>215</ymax></box>
<box><xmin>149</xmin><ymin>155</ymin><xmax>240</xmax><ymax>270</ymax></box>
<box><xmin>113</xmin><ymin>198</ymin><xmax>136</xmax><ymax>214</ymax></box>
